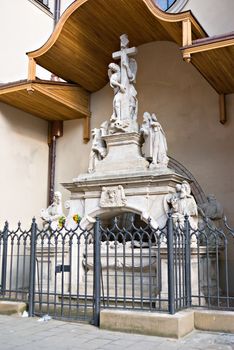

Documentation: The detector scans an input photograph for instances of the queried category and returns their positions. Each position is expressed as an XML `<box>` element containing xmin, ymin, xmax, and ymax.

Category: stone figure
<box><xmin>108</xmin><ymin>62</ymin><xmax>125</xmax><ymax>122</ymax></box>
<box><xmin>199</xmin><ymin>194</ymin><xmax>224</xmax><ymax>221</ymax></box>
<box><xmin>88</xmin><ymin>128</ymin><xmax>107</xmax><ymax>173</ymax></box>
<box><xmin>100</xmin><ymin>120</ymin><xmax>109</xmax><ymax>137</ymax></box>
<box><xmin>100</xmin><ymin>185</ymin><xmax>127</xmax><ymax>208</ymax></box>
<box><xmin>109</xmin><ymin>34</ymin><xmax>138</xmax><ymax>132</ymax></box>
<box><xmin>167</xmin><ymin>180</ymin><xmax>198</xmax><ymax>229</ymax></box>
<box><xmin>41</xmin><ymin>191</ymin><xmax>65</xmax><ymax>230</ymax></box>
<box><xmin>198</xmin><ymin>195</ymin><xmax>224</xmax><ymax>236</ymax></box>
<box><xmin>141</xmin><ymin>112</ymin><xmax>169</xmax><ymax>168</ymax></box>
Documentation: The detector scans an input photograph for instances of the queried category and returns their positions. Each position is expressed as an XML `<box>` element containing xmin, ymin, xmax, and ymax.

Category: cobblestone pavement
<box><xmin>0</xmin><ymin>315</ymin><xmax>234</xmax><ymax>350</ymax></box>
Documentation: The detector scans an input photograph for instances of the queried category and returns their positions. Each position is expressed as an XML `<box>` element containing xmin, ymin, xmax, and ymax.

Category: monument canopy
<box><xmin>27</xmin><ymin>0</ymin><xmax>234</xmax><ymax>95</ymax></box>
<box><xmin>0</xmin><ymin>0</ymin><xmax>234</xmax><ymax>133</ymax></box>
<box><xmin>27</xmin><ymin>0</ymin><xmax>206</xmax><ymax>92</ymax></box>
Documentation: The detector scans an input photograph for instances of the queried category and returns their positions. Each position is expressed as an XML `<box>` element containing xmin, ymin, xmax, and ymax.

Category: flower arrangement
<box><xmin>73</xmin><ymin>214</ymin><xmax>81</xmax><ymax>224</ymax></box>
<box><xmin>58</xmin><ymin>216</ymin><xmax>66</xmax><ymax>228</ymax></box>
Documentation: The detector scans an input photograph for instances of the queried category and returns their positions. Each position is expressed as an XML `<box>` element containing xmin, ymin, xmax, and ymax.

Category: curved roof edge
<box><xmin>27</xmin><ymin>0</ymin><xmax>207</xmax><ymax>59</ymax></box>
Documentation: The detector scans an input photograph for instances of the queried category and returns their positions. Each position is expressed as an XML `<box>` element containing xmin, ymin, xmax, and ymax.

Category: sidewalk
<box><xmin>0</xmin><ymin>315</ymin><xmax>233</xmax><ymax>350</ymax></box>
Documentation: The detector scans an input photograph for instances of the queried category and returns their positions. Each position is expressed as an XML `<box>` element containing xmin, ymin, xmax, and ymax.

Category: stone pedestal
<box><xmin>95</xmin><ymin>132</ymin><xmax>148</xmax><ymax>174</ymax></box>
<box><xmin>159</xmin><ymin>246</ymin><xmax>219</xmax><ymax>308</ymax></box>
<box><xmin>84</xmin><ymin>244</ymin><xmax>158</xmax><ymax>301</ymax></box>
<box><xmin>35</xmin><ymin>246</ymin><xmax>69</xmax><ymax>294</ymax></box>
<box><xmin>63</xmin><ymin>131</ymin><xmax>186</xmax><ymax>228</ymax></box>
<box><xmin>63</xmin><ymin>170</ymin><xmax>186</xmax><ymax>230</ymax></box>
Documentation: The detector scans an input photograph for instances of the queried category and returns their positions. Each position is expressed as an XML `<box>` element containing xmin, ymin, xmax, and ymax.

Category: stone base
<box><xmin>194</xmin><ymin>309</ymin><xmax>234</xmax><ymax>333</ymax></box>
<box><xmin>100</xmin><ymin>309</ymin><xmax>234</xmax><ymax>338</ymax></box>
<box><xmin>0</xmin><ymin>301</ymin><xmax>26</xmax><ymax>315</ymax></box>
<box><xmin>95</xmin><ymin>132</ymin><xmax>148</xmax><ymax>174</ymax></box>
<box><xmin>100</xmin><ymin>309</ymin><xmax>194</xmax><ymax>338</ymax></box>
<box><xmin>83</xmin><ymin>244</ymin><xmax>158</xmax><ymax>299</ymax></box>
<box><xmin>63</xmin><ymin>170</ymin><xmax>187</xmax><ymax>230</ymax></box>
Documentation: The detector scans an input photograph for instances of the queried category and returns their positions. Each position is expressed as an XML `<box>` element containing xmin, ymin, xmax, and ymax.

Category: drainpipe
<box><xmin>48</xmin><ymin>121</ymin><xmax>63</xmax><ymax>204</ymax></box>
<box><xmin>54</xmin><ymin>0</ymin><xmax>61</xmax><ymax>27</ymax></box>
<box><xmin>48</xmin><ymin>0</ymin><xmax>62</xmax><ymax>204</ymax></box>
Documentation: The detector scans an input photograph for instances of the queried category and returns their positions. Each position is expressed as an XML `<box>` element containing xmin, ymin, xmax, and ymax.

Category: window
<box><xmin>155</xmin><ymin>0</ymin><xmax>177</xmax><ymax>11</ymax></box>
<box><xmin>35</xmin><ymin>0</ymin><xmax>50</xmax><ymax>9</ymax></box>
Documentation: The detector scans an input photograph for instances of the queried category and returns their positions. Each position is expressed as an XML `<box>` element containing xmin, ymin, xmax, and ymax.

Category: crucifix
<box><xmin>112</xmin><ymin>34</ymin><xmax>138</xmax><ymax>121</ymax></box>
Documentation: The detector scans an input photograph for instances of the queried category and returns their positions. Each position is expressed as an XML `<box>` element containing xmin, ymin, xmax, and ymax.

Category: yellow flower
<box><xmin>58</xmin><ymin>216</ymin><xmax>66</xmax><ymax>228</ymax></box>
<box><xmin>73</xmin><ymin>214</ymin><xmax>81</xmax><ymax>224</ymax></box>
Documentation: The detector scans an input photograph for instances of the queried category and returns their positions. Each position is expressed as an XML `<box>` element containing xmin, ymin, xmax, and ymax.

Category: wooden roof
<box><xmin>0</xmin><ymin>80</ymin><xmax>90</xmax><ymax>121</ymax></box>
<box><xmin>0</xmin><ymin>0</ymin><xmax>233</xmax><ymax>133</ymax></box>
<box><xmin>27</xmin><ymin>0</ymin><xmax>207</xmax><ymax>92</ymax></box>
<box><xmin>181</xmin><ymin>32</ymin><xmax>234</xmax><ymax>94</ymax></box>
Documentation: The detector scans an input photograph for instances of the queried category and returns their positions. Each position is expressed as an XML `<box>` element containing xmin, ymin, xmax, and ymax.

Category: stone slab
<box><xmin>194</xmin><ymin>309</ymin><xmax>234</xmax><ymax>333</ymax></box>
<box><xmin>0</xmin><ymin>301</ymin><xmax>26</xmax><ymax>315</ymax></box>
<box><xmin>100</xmin><ymin>309</ymin><xmax>194</xmax><ymax>338</ymax></box>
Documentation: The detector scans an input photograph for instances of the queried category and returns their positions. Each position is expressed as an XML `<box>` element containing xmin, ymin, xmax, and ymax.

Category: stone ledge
<box><xmin>194</xmin><ymin>309</ymin><xmax>234</xmax><ymax>333</ymax></box>
<box><xmin>100</xmin><ymin>309</ymin><xmax>194</xmax><ymax>338</ymax></box>
<box><xmin>0</xmin><ymin>301</ymin><xmax>27</xmax><ymax>315</ymax></box>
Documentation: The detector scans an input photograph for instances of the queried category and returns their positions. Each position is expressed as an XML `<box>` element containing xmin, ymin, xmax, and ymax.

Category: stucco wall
<box><xmin>183</xmin><ymin>0</ymin><xmax>234</xmax><ymax>35</ymax></box>
<box><xmin>0</xmin><ymin>0</ymin><xmax>234</xmax><ymax>226</ymax></box>
<box><xmin>0</xmin><ymin>103</ymin><xmax>48</xmax><ymax>226</ymax></box>
<box><xmin>0</xmin><ymin>0</ymin><xmax>53</xmax><ymax>82</ymax></box>
<box><xmin>0</xmin><ymin>0</ymin><xmax>54</xmax><ymax>227</ymax></box>
<box><xmin>56</xmin><ymin>41</ymin><xmax>234</xmax><ymax>225</ymax></box>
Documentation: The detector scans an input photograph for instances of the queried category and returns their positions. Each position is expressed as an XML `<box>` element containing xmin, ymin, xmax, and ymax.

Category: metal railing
<box><xmin>0</xmin><ymin>214</ymin><xmax>234</xmax><ymax>324</ymax></box>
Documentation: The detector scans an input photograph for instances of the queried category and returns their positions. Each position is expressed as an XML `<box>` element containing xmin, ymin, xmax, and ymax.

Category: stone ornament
<box><xmin>100</xmin><ymin>185</ymin><xmax>127</xmax><ymax>208</ymax></box>
<box><xmin>88</xmin><ymin>127</ymin><xmax>107</xmax><ymax>173</ymax></box>
<box><xmin>141</xmin><ymin>112</ymin><xmax>169</xmax><ymax>168</ymax></box>
<box><xmin>167</xmin><ymin>181</ymin><xmax>198</xmax><ymax>229</ymax></box>
<box><xmin>41</xmin><ymin>191</ymin><xmax>65</xmax><ymax>230</ymax></box>
<box><xmin>199</xmin><ymin>194</ymin><xmax>224</xmax><ymax>221</ymax></box>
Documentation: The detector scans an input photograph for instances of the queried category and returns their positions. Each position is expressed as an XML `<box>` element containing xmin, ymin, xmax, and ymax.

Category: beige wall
<box><xmin>0</xmin><ymin>103</ymin><xmax>48</xmax><ymax>227</ymax></box>
<box><xmin>183</xmin><ymin>0</ymin><xmax>234</xmax><ymax>35</ymax></box>
<box><xmin>0</xmin><ymin>0</ymin><xmax>53</xmax><ymax>227</ymax></box>
<box><xmin>56</xmin><ymin>41</ymin><xmax>234</xmax><ymax>224</ymax></box>
<box><xmin>0</xmin><ymin>0</ymin><xmax>234</xmax><ymax>225</ymax></box>
<box><xmin>0</xmin><ymin>0</ymin><xmax>53</xmax><ymax>83</ymax></box>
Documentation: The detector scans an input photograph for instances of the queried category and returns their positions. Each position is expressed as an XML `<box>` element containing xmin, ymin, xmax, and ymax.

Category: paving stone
<box><xmin>0</xmin><ymin>315</ymin><xmax>234</xmax><ymax>350</ymax></box>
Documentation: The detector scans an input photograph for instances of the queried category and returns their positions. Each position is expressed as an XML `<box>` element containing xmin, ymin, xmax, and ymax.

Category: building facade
<box><xmin>0</xmin><ymin>0</ymin><xmax>234</xmax><ymax>226</ymax></box>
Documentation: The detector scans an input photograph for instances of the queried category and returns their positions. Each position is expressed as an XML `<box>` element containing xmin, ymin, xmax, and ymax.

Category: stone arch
<box><xmin>81</xmin><ymin>205</ymin><xmax>159</xmax><ymax>231</ymax></box>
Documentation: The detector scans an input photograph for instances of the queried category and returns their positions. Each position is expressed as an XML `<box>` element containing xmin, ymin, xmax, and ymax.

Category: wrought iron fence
<box><xmin>0</xmin><ymin>214</ymin><xmax>234</xmax><ymax>325</ymax></box>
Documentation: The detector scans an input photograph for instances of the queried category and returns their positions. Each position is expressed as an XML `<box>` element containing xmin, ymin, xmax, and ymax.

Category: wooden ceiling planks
<box><xmin>0</xmin><ymin>80</ymin><xmax>90</xmax><ymax>121</ymax></box>
<box><xmin>1</xmin><ymin>0</ymin><xmax>233</xmax><ymax>130</ymax></box>
<box><xmin>27</xmin><ymin>0</ymin><xmax>206</xmax><ymax>92</ymax></box>
<box><xmin>181</xmin><ymin>34</ymin><xmax>234</xmax><ymax>94</ymax></box>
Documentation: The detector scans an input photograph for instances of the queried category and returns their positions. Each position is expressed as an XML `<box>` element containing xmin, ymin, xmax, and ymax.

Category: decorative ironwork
<box><xmin>0</xmin><ymin>214</ymin><xmax>234</xmax><ymax>325</ymax></box>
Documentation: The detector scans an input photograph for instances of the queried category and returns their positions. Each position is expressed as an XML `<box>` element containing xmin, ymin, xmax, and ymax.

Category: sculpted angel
<box><xmin>88</xmin><ymin>127</ymin><xmax>107</xmax><ymax>173</ymax></box>
<box><xmin>141</xmin><ymin>112</ymin><xmax>169</xmax><ymax>168</ymax></box>
<box><xmin>108</xmin><ymin>62</ymin><xmax>125</xmax><ymax>121</ymax></box>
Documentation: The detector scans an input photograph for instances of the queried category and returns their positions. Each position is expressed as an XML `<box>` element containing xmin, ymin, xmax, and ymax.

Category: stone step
<box><xmin>0</xmin><ymin>301</ymin><xmax>27</xmax><ymax>315</ymax></box>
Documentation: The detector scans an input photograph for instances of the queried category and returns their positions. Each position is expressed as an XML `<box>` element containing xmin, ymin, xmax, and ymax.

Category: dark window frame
<box><xmin>155</xmin><ymin>0</ymin><xmax>177</xmax><ymax>11</ymax></box>
<box><xmin>31</xmin><ymin>0</ymin><xmax>51</xmax><ymax>12</ymax></box>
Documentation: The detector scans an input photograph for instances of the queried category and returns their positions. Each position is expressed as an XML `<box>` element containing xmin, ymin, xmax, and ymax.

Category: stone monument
<box><xmin>61</xmin><ymin>34</ymin><xmax>204</xmax><ymax>303</ymax></box>
<box><xmin>63</xmin><ymin>34</ymin><xmax>194</xmax><ymax>230</ymax></box>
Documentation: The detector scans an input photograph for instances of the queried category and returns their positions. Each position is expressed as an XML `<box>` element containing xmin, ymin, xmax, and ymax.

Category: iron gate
<box><xmin>0</xmin><ymin>215</ymin><xmax>234</xmax><ymax>325</ymax></box>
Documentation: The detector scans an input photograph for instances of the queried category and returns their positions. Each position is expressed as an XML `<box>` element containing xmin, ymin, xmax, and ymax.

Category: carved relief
<box><xmin>100</xmin><ymin>185</ymin><xmax>127</xmax><ymax>208</ymax></box>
